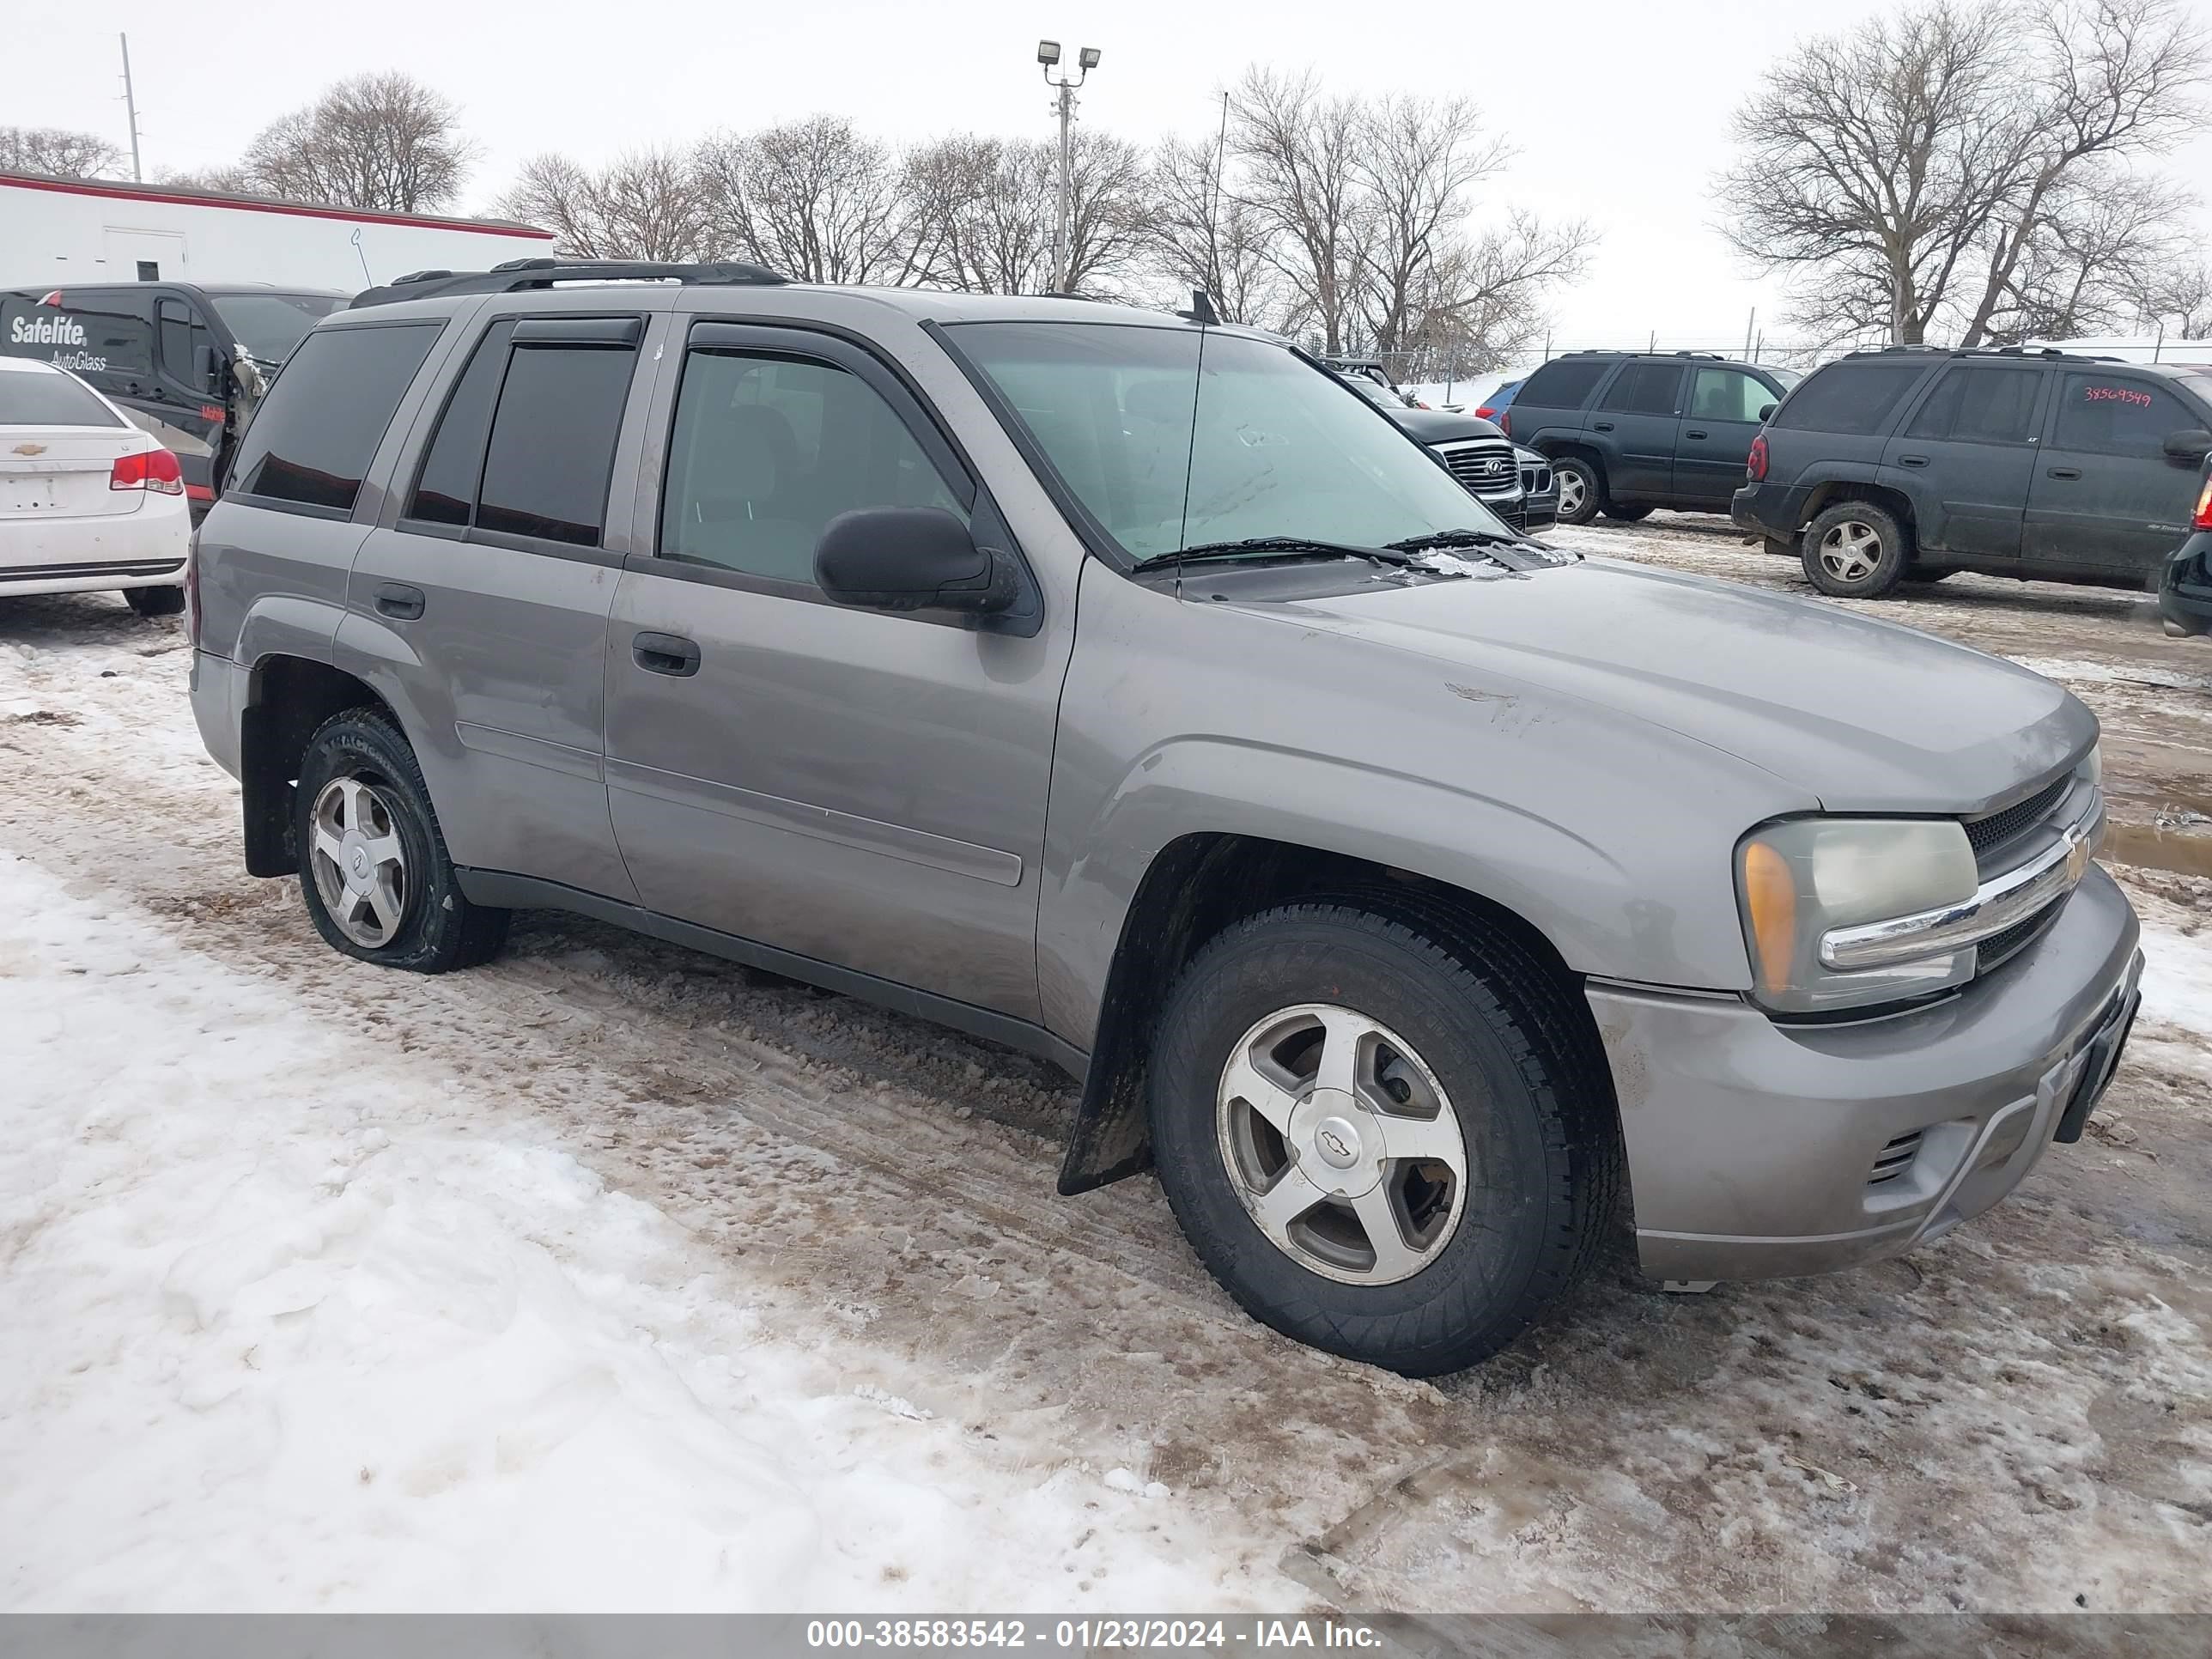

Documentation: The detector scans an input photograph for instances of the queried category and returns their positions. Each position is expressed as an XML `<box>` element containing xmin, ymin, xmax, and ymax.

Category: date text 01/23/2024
<box><xmin>803</xmin><ymin>1619</ymin><xmax>1386</xmax><ymax>1650</ymax></box>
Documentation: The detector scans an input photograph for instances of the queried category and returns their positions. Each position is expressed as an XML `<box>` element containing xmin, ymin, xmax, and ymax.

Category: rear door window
<box><xmin>2051</xmin><ymin>374</ymin><xmax>2197</xmax><ymax>457</ymax></box>
<box><xmin>1771</xmin><ymin>361</ymin><xmax>1932</xmax><ymax>435</ymax></box>
<box><xmin>1687</xmin><ymin>368</ymin><xmax>1772</xmax><ymax>423</ymax></box>
<box><xmin>405</xmin><ymin>321</ymin><xmax>518</xmax><ymax>526</ymax></box>
<box><xmin>0</xmin><ymin>368</ymin><xmax>122</xmax><ymax>428</ymax></box>
<box><xmin>227</xmin><ymin>323</ymin><xmax>441</xmax><ymax>514</ymax></box>
<box><xmin>1516</xmin><ymin>357</ymin><xmax>1610</xmax><ymax>410</ymax></box>
<box><xmin>1905</xmin><ymin>367</ymin><xmax>2042</xmax><ymax>444</ymax></box>
<box><xmin>473</xmin><ymin>332</ymin><xmax>640</xmax><ymax>546</ymax></box>
<box><xmin>1598</xmin><ymin>362</ymin><xmax>1685</xmax><ymax>416</ymax></box>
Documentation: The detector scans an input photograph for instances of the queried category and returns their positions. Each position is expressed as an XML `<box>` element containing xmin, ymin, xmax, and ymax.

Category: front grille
<box><xmin>1520</xmin><ymin>459</ymin><xmax>1553</xmax><ymax>496</ymax></box>
<box><xmin>1965</xmin><ymin>777</ymin><xmax>2069</xmax><ymax>859</ymax></box>
<box><xmin>1436</xmin><ymin>440</ymin><xmax>1519</xmax><ymax>495</ymax></box>
<box><xmin>1975</xmin><ymin>896</ymin><xmax>2065</xmax><ymax>975</ymax></box>
<box><xmin>1868</xmin><ymin>1130</ymin><xmax>1923</xmax><ymax>1186</ymax></box>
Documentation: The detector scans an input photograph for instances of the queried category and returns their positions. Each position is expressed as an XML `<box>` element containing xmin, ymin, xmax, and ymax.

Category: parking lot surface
<box><xmin>2</xmin><ymin>516</ymin><xmax>2207</xmax><ymax>1612</ymax></box>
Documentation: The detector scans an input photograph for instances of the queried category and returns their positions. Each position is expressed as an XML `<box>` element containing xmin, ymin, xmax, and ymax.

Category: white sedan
<box><xmin>2</xmin><ymin>356</ymin><xmax>191</xmax><ymax>616</ymax></box>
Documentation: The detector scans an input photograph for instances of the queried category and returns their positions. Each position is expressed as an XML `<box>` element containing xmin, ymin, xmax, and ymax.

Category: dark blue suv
<box><xmin>1735</xmin><ymin>346</ymin><xmax>2212</xmax><ymax>599</ymax></box>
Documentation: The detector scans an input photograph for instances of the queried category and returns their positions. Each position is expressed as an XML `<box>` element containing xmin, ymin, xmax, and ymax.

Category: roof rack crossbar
<box><xmin>351</xmin><ymin>257</ymin><xmax>786</xmax><ymax>309</ymax></box>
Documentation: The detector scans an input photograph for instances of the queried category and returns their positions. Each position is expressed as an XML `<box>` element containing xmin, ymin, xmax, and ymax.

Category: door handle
<box><xmin>632</xmin><ymin>632</ymin><xmax>702</xmax><ymax>677</ymax></box>
<box><xmin>2046</xmin><ymin>466</ymin><xmax>2082</xmax><ymax>480</ymax></box>
<box><xmin>1685</xmin><ymin>428</ymin><xmax>1709</xmax><ymax>440</ymax></box>
<box><xmin>1591</xmin><ymin>421</ymin><xmax>1615</xmax><ymax>432</ymax></box>
<box><xmin>1897</xmin><ymin>453</ymin><xmax>1930</xmax><ymax>468</ymax></box>
<box><xmin>374</xmin><ymin>582</ymin><xmax>425</xmax><ymax>620</ymax></box>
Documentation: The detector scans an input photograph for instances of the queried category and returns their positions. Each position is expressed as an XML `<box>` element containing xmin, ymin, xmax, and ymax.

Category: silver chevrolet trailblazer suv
<box><xmin>187</xmin><ymin>260</ymin><xmax>2143</xmax><ymax>1376</ymax></box>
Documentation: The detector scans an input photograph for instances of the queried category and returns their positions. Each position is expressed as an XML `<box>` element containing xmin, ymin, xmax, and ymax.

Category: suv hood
<box><xmin>1389</xmin><ymin>406</ymin><xmax>1505</xmax><ymax>445</ymax></box>
<box><xmin>1270</xmin><ymin>556</ymin><xmax>2091</xmax><ymax>813</ymax></box>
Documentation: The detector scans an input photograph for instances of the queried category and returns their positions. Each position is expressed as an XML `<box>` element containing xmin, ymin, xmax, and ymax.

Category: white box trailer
<box><xmin>0</xmin><ymin>169</ymin><xmax>555</xmax><ymax>291</ymax></box>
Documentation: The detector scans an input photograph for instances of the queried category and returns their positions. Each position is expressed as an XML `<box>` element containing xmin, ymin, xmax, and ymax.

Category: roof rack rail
<box><xmin>1558</xmin><ymin>347</ymin><xmax>1729</xmax><ymax>360</ymax></box>
<box><xmin>1845</xmin><ymin>342</ymin><xmax>2123</xmax><ymax>364</ymax></box>
<box><xmin>349</xmin><ymin>257</ymin><xmax>787</xmax><ymax>309</ymax></box>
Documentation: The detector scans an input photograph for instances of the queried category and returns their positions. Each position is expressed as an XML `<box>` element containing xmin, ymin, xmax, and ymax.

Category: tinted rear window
<box><xmin>1517</xmin><ymin>358</ymin><xmax>1610</xmax><ymax>410</ymax></box>
<box><xmin>475</xmin><ymin>342</ymin><xmax>638</xmax><ymax>544</ymax></box>
<box><xmin>0</xmin><ymin>369</ymin><xmax>121</xmax><ymax>427</ymax></box>
<box><xmin>228</xmin><ymin>323</ymin><xmax>440</xmax><ymax>514</ymax></box>
<box><xmin>1772</xmin><ymin>362</ymin><xmax>1932</xmax><ymax>435</ymax></box>
<box><xmin>1599</xmin><ymin>362</ymin><xmax>1686</xmax><ymax>416</ymax></box>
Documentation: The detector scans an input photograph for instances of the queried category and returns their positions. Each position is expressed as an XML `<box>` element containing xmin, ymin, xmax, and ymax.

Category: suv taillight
<box><xmin>184</xmin><ymin>530</ymin><xmax>202</xmax><ymax>647</ymax></box>
<box><xmin>2196</xmin><ymin>474</ymin><xmax>2212</xmax><ymax>531</ymax></box>
<box><xmin>1747</xmin><ymin>434</ymin><xmax>1769</xmax><ymax>483</ymax></box>
<box><xmin>112</xmin><ymin>448</ymin><xmax>184</xmax><ymax>495</ymax></box>
<box><xmin>1498</xmin><ymin>410</ymin><xmax>1511</xmax><ymax>437</ymax></box>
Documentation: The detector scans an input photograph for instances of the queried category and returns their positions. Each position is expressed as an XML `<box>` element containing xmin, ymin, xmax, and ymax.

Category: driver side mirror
<box><xmin>1758</xmin><ymin>402</ymin><xmax>1778</xmax><ymax>422</ymax></box>
<box><xmin>2162</xmin><ymin>427</ymin><xmax>2212</xmax><ymax>463</ymax></box>
<box><xmin>815</xmin><ymin>507</ymin><xmax>1020</xmax><ymax>619</ymax></box>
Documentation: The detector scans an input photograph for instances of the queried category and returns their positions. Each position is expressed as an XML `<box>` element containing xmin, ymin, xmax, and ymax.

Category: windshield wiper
<box><xmin>1130</xmin><ymin>537</ymin><xmax>1416</xmax><ymax>573</ymax></box>
<box><xmin>1383</xmin><ymin>528</ymin><xmax>1526</xmax><ymax>554</ymax></box>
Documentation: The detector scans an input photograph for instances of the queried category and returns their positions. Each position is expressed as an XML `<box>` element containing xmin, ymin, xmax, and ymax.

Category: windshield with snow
<box><xmin>950</xmin><ymin>322</ymin><xmax>1510</xmax><ymax>562</ymax></box>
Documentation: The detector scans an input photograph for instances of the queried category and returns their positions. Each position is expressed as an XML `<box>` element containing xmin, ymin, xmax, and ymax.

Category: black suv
<box><xmin>1735</xmin><ymin>346</ymin><xmax>2212</xmax><ymax>599</ymax></box>
<box><xmin>1501</xmin><ymin>350</ymin><xmax>1794</xmax><ymax>526</ymax></box>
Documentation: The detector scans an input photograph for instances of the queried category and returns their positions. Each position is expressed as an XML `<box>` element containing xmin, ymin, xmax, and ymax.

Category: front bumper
<box><xmin>1589</xmin><ymin>866</ymin><xmax>2142</xmax><ymax>1283</ymax></box>
<box><xmin>2156</xmin><ymin>531</ymin><xmax>2212</xmax><ymax>637</ymax></box>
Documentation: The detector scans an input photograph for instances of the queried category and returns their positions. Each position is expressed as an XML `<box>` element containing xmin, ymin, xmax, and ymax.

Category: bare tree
<box><xmin>1717</xmin><ymin>1</ymin><xmax>2026</xmax><ymax>344</ymax></box>
<box><xmin>1145</xmin><ymin>133</ymin><xmax>1283</xmax><ymax>325</ymax></box>
<box><xmin>899</xmin><ymin>131</ymin><xmax>1146</xmax><ymax>295</ymax></box>
<box><xmin>1352</xmin><ymin>95</ymin><xmax>1509</xmax><ymax>356</ymax></box>
<box><xmin>1231</xmin><ymin>69</ymin><xmax>1369</xmax><ymax>354</ymax></box>
<box><xmin>1954</xmin><ymin>0</ymin><xmax>2207</xmax><ymax>343</ymax></box>
<box><xmin>1</xmin><ymin>126</ymin><xmax>125</xmax><ymax>179</ymax></box>
<box><xmin>1718</xmin><ymin>0</ymin><xmax>2207</xmax><ymax>345</ymax></box>
<box><xmin>241</xmin><ymin>73</ymin><xmax>477</xmax><ymax>211</ymax></box>
<box><xmin>2136</xmin><ymin>263</ymin><xmax>2212</xmax><ymax>337</ymax></box>
<box><xmin>154</xmin><ymin>163</ymin><xmax>260</xmax><ymax>195</ymax></box>
<box><xmin>498</xmin><ymin>149</ymin><xmax>713</xmax><ymax>260</ymax></box>
<box><xmin>1981</xmin><ymin>172</ymin><xmax>2195</xmax><ymax>341</ymax></box>
<box><xmin>1400</xmin><ymin>213</ymin><xmax>1597</xmax><ymax>378</ymax></box>
<box><xmin>696</xmin><ymin>118</ymin><xmax>908</xmax><ymax>284</ymax></box>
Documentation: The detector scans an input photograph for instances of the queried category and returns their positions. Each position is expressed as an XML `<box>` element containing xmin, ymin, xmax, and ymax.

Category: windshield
<box><xmin>1345</xmin><ymin>374</ymin><xmax>1403</xmax><ymax>409</ymax></box>
<box><xmin>207</xmin><ymin>293</ymin><xmax>344</xmax><ymax>363</ymax></box>
<box><xmin>951</xmin><ymin>323</ymin><xmax>1510</xmax><ymax>560</ymax></box>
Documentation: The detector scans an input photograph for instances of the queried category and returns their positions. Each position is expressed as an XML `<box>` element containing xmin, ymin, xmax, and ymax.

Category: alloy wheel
<box><xmin>1214</xmin><ymin>1003</ymin><xmax>1469</xmax><ymax>1285</ymax></box>
<box><xmin>308</xmin><ymin>775</ymin><xmax>410</xmax><ymax>949</ymax></box>
<box><xmin>1817</xmin><ymin>520</ymin><xmax>1885</xmax><ymax>584</ymax></box>
<box><xmin>1557</xmin><ymin>468</ymin><xmax>1587</xmax><ymax>518</ymax></box>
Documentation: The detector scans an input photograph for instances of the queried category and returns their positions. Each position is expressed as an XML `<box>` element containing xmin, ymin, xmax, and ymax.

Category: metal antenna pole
<box><xmin>120</xmin><ymin>33</ymin><xmax>144</xmax><ymax>181</ymax></box>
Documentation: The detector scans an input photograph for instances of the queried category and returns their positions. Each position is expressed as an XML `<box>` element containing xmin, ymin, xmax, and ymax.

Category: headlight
<box><xmin>1737</xmin><ymin>818</ymin><xmax>1980</xmax><ymax>1013</ymax></box>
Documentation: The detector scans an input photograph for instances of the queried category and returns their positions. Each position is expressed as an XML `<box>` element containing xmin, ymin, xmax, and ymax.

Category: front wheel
<box><xmin>125</xmin><ymin>584</ymin><xmax>185</xmax><ymax>617</ymax></box>
<box><xmin>1552</xmin><ymin>456</ymin><xmax>1602</xmax><ymax>526</ymax></box>
<box><xmin>1601</xmin><ymin>502</ymin><xmax>1652</xmax><ymax>522</ymax></box>
<box><xmin>1146</xmin><ymin>904</ymin><xmax>1618</xmax><ymax>1376</ymax></box>
<box><xmin>1801</xmin><ymin>501</ymin><xmax>1910</xmax><ymax>598</ymax></box>
<box><xmin>295</xmin><ymin>709</ymin><xmax>509</xmax><ymax>973</ymax></box>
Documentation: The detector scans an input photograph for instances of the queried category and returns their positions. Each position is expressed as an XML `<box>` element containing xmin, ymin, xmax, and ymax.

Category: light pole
<box><xmin>1037</xmin><ymin>40</ymin><xmax>1100</xmax><ymax>295</ymax></box>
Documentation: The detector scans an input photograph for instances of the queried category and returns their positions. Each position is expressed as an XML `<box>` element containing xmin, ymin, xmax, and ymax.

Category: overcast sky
<box><xmin>12</xmin><ymin>0</ymin><xmax>2212</xmax><ymax>349</ymax></box>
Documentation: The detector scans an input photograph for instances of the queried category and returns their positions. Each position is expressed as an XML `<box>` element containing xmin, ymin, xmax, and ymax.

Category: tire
<box><xmin>125</xmin><ymin>584</ymin><xmax>185</xmax><ymax>617</ymax></box>
<box><xmin>294</xmin><ymin>708</ymin><xmax>508</xmax><ymax>973</ymax></box>
<box><xmin>1801</xmin><ymin>501</ymin><xmax>1910</xmax><ymax>598</ymax></box>
<box><xmin>1601</xmin><ymin>503</ymin><xmax>1652</xmax><ymax>522</ymax></box>
<box><xmin>1146</xmin><ymin>903</ymin><xmax>1619</xmax><ymax>1376</ymax></box>
<box><xmin>1552</xmin><ymin>455</ymin><xmax>1602</xmax><ymax>526</ymax></box>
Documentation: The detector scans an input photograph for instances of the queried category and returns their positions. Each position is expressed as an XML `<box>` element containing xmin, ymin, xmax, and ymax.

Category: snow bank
<box><xmin>0</xmin><ymin>855</ymin><xmax>1250</xmax><ymax>1613</ymax></box>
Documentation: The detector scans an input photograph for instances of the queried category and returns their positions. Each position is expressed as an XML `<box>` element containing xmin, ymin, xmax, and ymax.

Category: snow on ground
<box><xmin>0</xmin><ymin>853</ymin><xmax>1249</xmax><ymax>1612</ymax></box>
<box><xmin>3</xmin><ymin>576</ymin><xmax>2211</xmax><ymax>1616</ymax></box>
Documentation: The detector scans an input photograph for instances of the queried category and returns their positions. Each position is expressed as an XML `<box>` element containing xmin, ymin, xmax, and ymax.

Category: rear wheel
<box><xmin>295</xmin><ymin>709</ymin><xmax>508</xmax><ymax>973</ymax></box>
<box><xmin>125</xmin><ymin>585</ymin><xmax>185</xmax><ymax>617</ymax></box>
<box><xmin>1146</xmin><ymin>903</ymin><xmax>1617</xmax><ymax>1376</ymax></box>
<box><xmin>1553</xmin><ymin>456</ymin><xmax>1601</xmax><ymax>526</ymax></box>
<box><xmin>1801</xmin><ymin>501</ymin><xmax>1910</xmax><ymax>599</ymax></box>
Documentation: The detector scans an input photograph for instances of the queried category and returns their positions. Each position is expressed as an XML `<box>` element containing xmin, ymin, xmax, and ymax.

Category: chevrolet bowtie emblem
<box><xmin>12</xmin><ymin>442</ymin><xmax>46</xmax><ymax>457</ymax></box>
